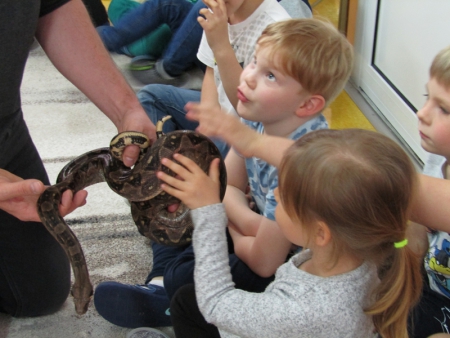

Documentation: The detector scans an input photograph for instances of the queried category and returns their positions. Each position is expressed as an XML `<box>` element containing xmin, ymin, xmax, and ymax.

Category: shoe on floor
<box><xmin>94</xmin><ymin>281</ymin><xmax>171</xmax><ymax>328</ymax></box>
<box><xmin>129</xmin><ymin>55</ymin><xmax>157</xmax><ymax>71</ymax></box>
<box><xmin>129</xmin><ymin>58</ymin><xmax>188</xmax><ymax>87</ymax></box>
<box><xmin>126</xmin><ymin>327</ymin><xmax>171</xmax><ymax>338</ymax></box>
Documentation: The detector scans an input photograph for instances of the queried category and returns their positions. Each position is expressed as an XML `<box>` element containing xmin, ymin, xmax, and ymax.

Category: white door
<box><xmin>352</xmin><ymin>0</ymin><xmax>450</xmax><ymax>163</ymax></box>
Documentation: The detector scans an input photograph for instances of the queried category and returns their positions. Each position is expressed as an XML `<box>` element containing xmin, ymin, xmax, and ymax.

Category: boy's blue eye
<box><xmin>267</xmin><ymin>73</ymin><xmax>276</xmax><ymax>81</ymax></box>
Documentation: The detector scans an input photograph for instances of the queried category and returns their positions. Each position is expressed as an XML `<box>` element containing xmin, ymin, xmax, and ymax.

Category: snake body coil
<box><xmin>37</xmin><ymin>117</ymin><xmax>226</xmax><ymax>314</ymax></box>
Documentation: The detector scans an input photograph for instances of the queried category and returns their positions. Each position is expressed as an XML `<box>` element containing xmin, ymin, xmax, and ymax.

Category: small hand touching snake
<box><xmin>37</xmin><ymin>116</ymin><xmax>227</xmax><ymax>314</ymax></box>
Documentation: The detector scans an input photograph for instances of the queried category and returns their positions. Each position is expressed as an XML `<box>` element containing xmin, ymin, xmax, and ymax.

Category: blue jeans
<box><xmin>138</xmin><ymin>84</ymin><xmax>229</xmax><ymax>157</ymax></box>
<box><xmin>100</xmin><ymin>0</ymin><xmax>206</xmax><ymax>76</ymax></box>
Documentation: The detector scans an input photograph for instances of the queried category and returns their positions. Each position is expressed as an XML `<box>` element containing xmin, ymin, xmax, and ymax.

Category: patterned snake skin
<box><xmin>36</xmin><ymin>117</ymin><xmax>227</xmax><ymax>314</ymax></box>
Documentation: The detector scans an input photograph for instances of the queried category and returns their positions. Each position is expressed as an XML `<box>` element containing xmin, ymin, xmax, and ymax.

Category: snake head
<box><xmin>109</xmin><ymin>132</ymin><xmax>151</xmax><ymax>162</ymax></box>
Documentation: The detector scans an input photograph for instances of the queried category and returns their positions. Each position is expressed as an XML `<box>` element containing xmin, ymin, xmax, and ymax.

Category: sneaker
<box><xmin>129</xmin><ymin>55</ymin><xmax>157</xmax><ymax>71</ymax></box>
<box><xmin>94</xmin><ymin>281</ymin><xmax>171</xmax><ymax>328</ymax></box>
<box><xmin>126</xmin><ymin>327</ymin><xmax>170</xmax><ymax>338</ymax></box>
<box><xmin>130</xmin><ymin>59</ymin><xmax>189</xmax><ymax>87</ymax></box>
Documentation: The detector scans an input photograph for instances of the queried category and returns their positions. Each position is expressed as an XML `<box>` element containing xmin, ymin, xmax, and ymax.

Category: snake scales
<box><xmin>37</xmin><ymin>116</ymin><xmax>227</xmax><ymax>314</ymax></box>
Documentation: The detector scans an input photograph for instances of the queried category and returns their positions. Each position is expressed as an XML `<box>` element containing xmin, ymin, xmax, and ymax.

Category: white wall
<box><xmin>352</xmin><ymin>0</ymin><xmax>450</xmax><ymax>162</ymax></box>
<box><xmin>374</xmin><ymin>0</ymin><xmax>450</xmax><ymax>111</ymax></box>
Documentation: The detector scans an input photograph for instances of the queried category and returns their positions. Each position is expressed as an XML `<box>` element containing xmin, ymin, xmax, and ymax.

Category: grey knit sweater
<box><xmin>191</xmin><ymin>204</ymin><xmax>378</xmax><ymax>338</ymax></box>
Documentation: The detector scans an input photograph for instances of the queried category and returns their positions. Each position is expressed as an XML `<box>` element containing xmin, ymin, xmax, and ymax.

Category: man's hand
<box><xmin>118</xmin><ymin>109</ymin><xmax>157</xmax><ymax>167</ymax></box>
<box><xmin>0</xmin><ymin>169</ymin><xmax>87</xmax><ymax>222</ymax></box>
<box><xmin>157</xmin><ymin>154</ymin><xmax>221</xmax><ymax>210</ymax></box>
<box><xmin>198</xmin><ymin>0</ymin><xmax>229</xmax><ymax>53</ymax></box>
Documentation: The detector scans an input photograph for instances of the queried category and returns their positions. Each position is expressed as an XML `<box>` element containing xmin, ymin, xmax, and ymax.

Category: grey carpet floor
<box><xmin>0</xmin><ymin>45</ymin><xmax>183</xmax><ymax>338</ymax></box>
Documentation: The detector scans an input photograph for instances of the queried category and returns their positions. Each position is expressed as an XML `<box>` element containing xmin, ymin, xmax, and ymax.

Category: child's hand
<box><xmin>197</xmin><ymin>0</ymin><xmax>229</xmax><ymax>53</ymax></box>
<box><xmin>185</xmin><ymin>102</ymin><xmax>260</xmax><ymax>158</ymax></box>
<box><xmin>157</xmin><ymin>154</ymin><xmax>222</xmax><ymax>210</ymax></box>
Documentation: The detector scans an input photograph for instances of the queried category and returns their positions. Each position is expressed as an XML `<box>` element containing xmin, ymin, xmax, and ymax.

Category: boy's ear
<box><xmin>296</xmin><ymin>95</ymin><xmax>326</xmax><ymax>118</ymax></box>
<box><xmin>314</xmin><ymin>221</ymin><xmax>332</xmax><ymax>247</ymax></box>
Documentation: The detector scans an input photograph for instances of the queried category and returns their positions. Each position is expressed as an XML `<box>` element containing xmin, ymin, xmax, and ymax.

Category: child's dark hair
<box><xmin>278</xmin><ymin>129</ymin><xmax>422</xmax><ymax>338</ymax></box>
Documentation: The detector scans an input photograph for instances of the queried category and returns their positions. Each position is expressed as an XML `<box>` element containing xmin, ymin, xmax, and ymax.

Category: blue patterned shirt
<box><xmin>242</xmin><ymin>114</ymin><xmax>328</xmax><ymax>220</ymax></box>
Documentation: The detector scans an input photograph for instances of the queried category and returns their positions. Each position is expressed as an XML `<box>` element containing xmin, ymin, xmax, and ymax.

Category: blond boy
<box><xmin>183</xmin><ymin>18</ymin><xmax>353</xmax><ymax>278</ymax></box>
<box><xmin>408</xmin><ymin>45</ymin><xmax>450</xmax><ymax>337</ymax></box>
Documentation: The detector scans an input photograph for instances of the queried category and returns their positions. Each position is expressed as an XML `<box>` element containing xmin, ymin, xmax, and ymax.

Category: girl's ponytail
<box><xmin>367</xmin><ymin>244</ymin><xmax>422</xmax><ymax>338</ymax></box>
<box><xmin>279</xmin><ymin>129</ymin><xmax>423</xmax><ymax>338</ymax></box>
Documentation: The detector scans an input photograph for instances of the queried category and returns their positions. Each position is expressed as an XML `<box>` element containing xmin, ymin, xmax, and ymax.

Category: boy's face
<box><xmin>236</xmin><ymin>45</ymin><xmax>307</xmax><ymax>125</ymax></box>
<box><xmin>417</xmin><ymin>77</ymin><xmax>450</xmax><ymax>159</ymax></box>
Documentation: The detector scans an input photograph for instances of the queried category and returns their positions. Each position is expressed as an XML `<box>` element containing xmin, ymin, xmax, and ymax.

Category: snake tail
<box><xmin>37</xmin><ymin>183</ymin><xmax>93</xmax><ymax>315</ymax></box>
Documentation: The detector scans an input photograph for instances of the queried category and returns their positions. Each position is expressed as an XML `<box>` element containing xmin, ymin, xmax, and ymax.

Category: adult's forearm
<box><xmin>35</xmin><ymin>0</ymin><xmax>145</xmax><ymax>130</ymax></box>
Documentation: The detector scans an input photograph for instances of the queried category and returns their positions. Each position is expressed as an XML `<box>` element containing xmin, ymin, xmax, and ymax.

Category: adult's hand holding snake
<box><xmin>115</xmin><ymin>109</ymin><xmax>157</xmax><ymax>167</ymax></box>
<box><xmin>0</xmin><ymin>169</ymin><xmax>87</xmax><ymax>222</ymax></box>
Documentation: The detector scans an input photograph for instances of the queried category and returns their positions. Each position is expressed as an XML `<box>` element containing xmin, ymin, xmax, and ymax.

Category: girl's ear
<box><xmin>296</xmin><ymin>95</ymin><xmax>326</xmax><ymax>118</ymax></box>
<box><xmin>314</xmin><ymin>221</ymin><xmax>332</xmax><ymax>247</ymax></box>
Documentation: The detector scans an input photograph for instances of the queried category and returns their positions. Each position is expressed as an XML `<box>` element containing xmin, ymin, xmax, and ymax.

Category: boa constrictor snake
<box><xmin>37</xmin><ymin>116</ymin><xmax>227</xmax><ymax>315</ymax></box>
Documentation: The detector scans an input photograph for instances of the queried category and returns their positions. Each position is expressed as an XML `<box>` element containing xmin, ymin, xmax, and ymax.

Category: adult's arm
<box><xmin>35</xmin><ymin>0</ymin><xmax>156</xmax><ymax>167</ymax></box>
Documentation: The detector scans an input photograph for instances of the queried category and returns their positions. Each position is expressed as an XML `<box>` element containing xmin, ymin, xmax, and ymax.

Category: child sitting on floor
<box><xmin>159</xmin><ymin>128</ymin><xmax>423</xmax><ymax>338</ymax></box>
<box><xmin>93</xmin><ymin>17</ymin><xmax>351</xmax><ymax>330</ymax></box>
<box><xmin>408</xmin><ymin>45</ymin><xmax>450</xmax><ymax>338</ymax></box>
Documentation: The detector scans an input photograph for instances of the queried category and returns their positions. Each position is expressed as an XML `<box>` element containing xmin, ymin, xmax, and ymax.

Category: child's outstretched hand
<box><xmin>185</xmin><ymin>102</ymin><xmax>260</xmax><ymax>158</ymax></box>
<box><xmin>157</xmin><ymin>154</ymin><xmax>221</xmax><ymax>210</ymax></box>
<box><xmin>197</xmin><ymin>0</ymin><xmax>229</xmax><ymax>52</ymax></box>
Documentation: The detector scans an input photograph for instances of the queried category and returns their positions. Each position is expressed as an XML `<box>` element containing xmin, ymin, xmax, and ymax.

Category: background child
<box><xmin>94</xmin><ymin>17</ymin><xmax>352</xmax><ymax>330</ymax></box>
<box><xmin>408</xmin><ymin>45</ymin><xmax>450</xmax><ymax>338</ymax></box>
<box><xmin>160</xmin><ymin>128</ymin><xmax>423</xmax><ymax>338</ymax></box>
<box><xmin>135</xmin><ymin>0</ymin><xmax>309</xmax><ymax>156</ymax></box>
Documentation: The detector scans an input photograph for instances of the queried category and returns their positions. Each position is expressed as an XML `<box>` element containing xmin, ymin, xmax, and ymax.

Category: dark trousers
<box><xmin>0</xmin><ymin>121</ymin><xmax>70</xmax><ymax>317</ymax></box>
<box><xmin>147</xmin><ymin>229</ymin><xmax>275</xmax><ymax>300</ymax></box>
<box><xmin>171</xmin><ymin>284</ymin><xmax>220</xmax><ymax>338</ymax></box>
<box><xmin>409</xmin><ymin>280</ymin><xmax>450</xmax><ymax>338</ymax></box>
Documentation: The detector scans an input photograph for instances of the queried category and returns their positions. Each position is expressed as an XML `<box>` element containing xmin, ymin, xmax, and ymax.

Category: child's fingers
<box><xmin>202</xmin><ymin>0</ymin><xmax>216</xmax><ymax>10</ymax></box>
<box><xmin>160</xmin><ymin>182</ymin><xmax>183</xmax><ymax>201</ymax></box>
<box><xmin>160</xmin><ymin>157</ymin><xmax>191</xmax><ymax>178</ymax></box>
<box><xmin>208</xmin><ymin>158</ymin><xmax>221</xmax><ymax>183</ymax></box>
<box><xmin>197</xmin><ymin>16</ymin><xmax>206</xmax><ymax>27</ymax></box>
<box><xmin>215</xmin><ymin>0</ymin><xmax>227</xmax><ymax>12</ymax></box>
<box><xmin>184</xmin><ymin>102</ymin><xmax>200</xmax><ymax>118</ymax></box>
<box><xmin>157</xmin><ymin>171</ymin><xmax>185</xmax><ymax>190</ymax></box>
<box><xmin>172</xmin><ymin>153</ymin><xmax>205</xmax><ymax>174</ymax></box>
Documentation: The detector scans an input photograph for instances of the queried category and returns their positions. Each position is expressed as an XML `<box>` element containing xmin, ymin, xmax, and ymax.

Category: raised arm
<box><xmin>200</xmin><ymin>67</ymin><xmax>221</xmax><ymax>108</ymax></box>
<box><xmin>185</xmin><ymin>102</ymin><xmax>294</xmax><ymax>165</ymax></box>
<box><xmin>411</xmin><ymin>174</ymin><xmax>450</xmax><ymax>232</ymax></box>
<box><xmin>35</xmin><ymin>0</ymin><xmax>156</xmax><ymax>167</ymax></box>
<box><xmin>198</xmin><ymin>0</ymin><xmax>243</xmax><ymax>109</ymax></box>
